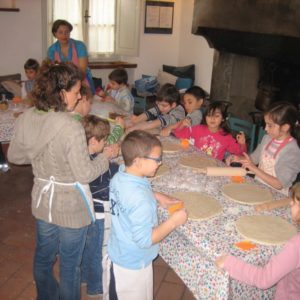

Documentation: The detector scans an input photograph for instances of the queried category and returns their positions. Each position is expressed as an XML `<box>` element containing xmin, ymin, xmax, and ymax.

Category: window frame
<box><xmin>43</xmin><ymin>0</ymin><xmax>141</xmax><ymax>61</ymax></box>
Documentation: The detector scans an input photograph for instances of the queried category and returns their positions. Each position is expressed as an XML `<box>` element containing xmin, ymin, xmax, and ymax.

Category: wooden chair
<box><xmin>133</xmin><ymin>96</ymin><xmax>147</xmax><ymax>115</ymax></box>
<box><xmin>228</xmin><ymin>116</ymin><xmax>256</xmax><ymax>153</ymax></box>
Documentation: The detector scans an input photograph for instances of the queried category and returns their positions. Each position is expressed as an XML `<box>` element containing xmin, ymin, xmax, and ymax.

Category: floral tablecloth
<box><xmin>0</xmin><ymin>103</ymin><xmax>26</xmax><ymax>142</ymax></box>
<box><xmin>152</xmin><ymin>137</ymin><xmax>291</xmax><ymax>300</ymax></box>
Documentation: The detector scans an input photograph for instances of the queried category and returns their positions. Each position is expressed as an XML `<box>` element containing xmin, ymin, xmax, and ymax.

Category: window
<box><xmin>47</xmin><ymin>0</ymin><xmax>141</xmax><ymax>59</ymax></box>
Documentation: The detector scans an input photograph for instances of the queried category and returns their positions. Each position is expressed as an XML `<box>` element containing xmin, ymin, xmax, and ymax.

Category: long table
<box><xmin>152</xmin><ymin>137</ymin><xmax>291</xmax><ymax>299</ymax></box>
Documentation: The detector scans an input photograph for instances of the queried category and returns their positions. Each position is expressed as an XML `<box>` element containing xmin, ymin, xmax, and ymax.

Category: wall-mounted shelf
<box><xmin>0</xmin><ymin>8</ymin><xmax>20</xmax><ymax>12</ymax></box>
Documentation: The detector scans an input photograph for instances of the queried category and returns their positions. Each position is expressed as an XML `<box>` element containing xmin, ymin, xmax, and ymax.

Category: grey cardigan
<box><xmin>8</xmin><ymin>108</ymin><xmax>109</xmax><ymax>228</ymax></box>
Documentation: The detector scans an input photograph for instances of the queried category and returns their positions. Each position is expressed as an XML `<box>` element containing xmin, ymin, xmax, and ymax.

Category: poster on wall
<box><xmin>144</xmin><ymin>1</ymin><xmax>174</xmax><ymax>34</ymax></box>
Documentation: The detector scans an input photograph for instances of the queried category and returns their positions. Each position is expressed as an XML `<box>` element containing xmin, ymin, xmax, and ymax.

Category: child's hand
<box><xmin>97</xmin><ymin>90</ymin><xmax>106</xmax><ymax>98</ymax></box>
<box><xmin>115</xmin><ymin>116</ymin><xmax>125</xmax><ymax>128</ymax></box>
<box><xmin>130</xmin><ymin>115</ymin><xmax>140</xmax><ymax>124</ymax></box>
<box><xmin>215</xmin><ymin>255</ymin><xmax>228</xmax><ymax>269</ymax></box>
<box><xmin>225</xmin><ymin>155</ymin><xmax>239</xmax><ymax>166</ymax></box>
<box><xmin>169</xmin><ymin>209</ymin><xmax>188</xmax><ymax>227</ymax></box>
<box><xmin>155</xmin><ymin>192</ymin><xmax>181</xmax><ymax>208</ymax></box>
<box><xmin>179</xmin><ymin>118</ymin><xmax>191</xmax><ymax>129</ymax></box>
<box><xmin>239</xmin><ymin>152</ymin><xmax>256</xmax><ymax>172</ymax></box>
<box><xmin>160</xmin><ymin>127</ymin><xmax>171</xmax><ymax>137</ymax></box>
<box><xmin>236</xmin><ymin>131</ymin><xmax>246</xmax><ymax>145</ymax></box>
<box><xmin>103</xmin><ymin>144</ymin><xmax>119</xmax><ymax>159</ymax></box>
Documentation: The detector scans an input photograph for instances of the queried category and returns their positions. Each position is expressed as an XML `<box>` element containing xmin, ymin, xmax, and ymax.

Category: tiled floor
<box><xmin>0</xmin><ymin>164</ymin><xmax>196</xmax><ymax>300</ymax></box>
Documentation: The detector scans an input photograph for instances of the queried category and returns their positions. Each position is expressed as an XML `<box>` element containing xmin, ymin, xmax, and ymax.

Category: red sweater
<box><xmin>224</xmin><ymin>234</ymin><xmax>300</xmax><ymax>299</ymax></box>
<box><xmin>173</xmin><ymin>125</ymin><xmax>246</xmax><ymax>160</ymax></box>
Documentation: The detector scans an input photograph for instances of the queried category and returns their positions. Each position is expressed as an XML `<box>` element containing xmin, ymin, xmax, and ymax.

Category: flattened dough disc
<box><xmin>172</xmin><ymin>191</ymin><xmax>222</xmax><ymax>220</ymax></box>
<box><xmin>153</xmin><ymin>164</ymin><xmax>169</xmax><ymax>178</ymax></box>
<box><xmin>236</xmin><ymin>215</ymin><xmax>297</xmax><ymax>245</ymax></box>
<box><xmin>179</xmin><ymin>154</ymin><xmax>217</xmax><ymax>170</ymax></box>
<box><xmin>162</xmin><ymin>141</ymin><xmax>182</xmax><ymax>153</ymax></box>
<box><xmin>222</xmin><ymin>183</ymin><xmax>273</xmax><ymax>205</ymax></box>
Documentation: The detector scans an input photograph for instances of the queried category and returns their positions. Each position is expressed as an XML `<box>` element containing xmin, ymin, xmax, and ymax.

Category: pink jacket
<box><xmin>173</xmin><ymin>125</ymin><xmax>246</xmax><ymax>160</ymax></box>
<box><xmin>224</xmin><ymin>234</ymin><xmax>300</xmax><ymax>299</ymax></box>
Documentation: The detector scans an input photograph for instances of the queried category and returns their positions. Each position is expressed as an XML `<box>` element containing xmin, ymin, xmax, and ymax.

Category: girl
<box><xmin>160</xmin><ymin>86</ymin><xmax>206</xmax><ymax>136</ymax></box>
<box><xmin>216</xmin><ymin>182</ymin><xmax>300</xmax><ymax>300</ymax></box>
<box><xmin>228</xmin><ymin>101</ymin><xmax>300</xmax><ymax>195</ymax></box>
<box><xmin>172</xmin><ymin>101</ymin><xmax>246</xmax><ymax>161</ymax></box>
<box><xmin>8</xmin><ymin>62</ymin><xmax>109</xmax><ymax>300</ymax></box>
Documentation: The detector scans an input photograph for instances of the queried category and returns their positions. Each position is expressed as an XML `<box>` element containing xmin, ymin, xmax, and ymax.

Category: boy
<box><xmin>81</xmin><ymin>115</ymin><xmax>120</xmax><ymax>297</ymax></box>
<box><xmin>99</xmin><ymin>68</ymin><xmax>134</xmax><ymax>113</ymax></box>
<box><xmin>105</xmin><ymin>130</ymin><xmax>188</xmax><ymax>300</ymax></box>
<box><xmin>23</xmin><ymin>58</ymin><xmax>39</xmax><ymax>94</ymax></box>
<box><xmin>73</xmin><ymin>84</ymin><xmax>125</xmax><ymax>145</ymax></box>
<box><xmin>128</xmin><ymin>83</ymin><xmax>185</xmax><ymax>133</ymax></box>
<box><xmin>160</xmin><ymin>85</ymin><xmax>206</xmax><ymax>136</ymax></box>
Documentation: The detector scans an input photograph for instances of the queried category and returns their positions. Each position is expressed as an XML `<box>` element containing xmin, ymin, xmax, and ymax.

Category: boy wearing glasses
<box><xmin>105</xmin><ymin>130</ymin><xmax>188</xmax><ymax>300</ymax></box>
<box><xmin>128</xmin><ymin>83</ymin><xmax>185</xmax><ymax>133</ymax></box>
<box><xmin>80</xmin><ymin>115</ymin><xmax>120</xmax><ymax>298</ymax></box>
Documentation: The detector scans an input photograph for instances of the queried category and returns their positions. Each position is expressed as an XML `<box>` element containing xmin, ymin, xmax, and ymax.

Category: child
<box><xmin>128</xmin><ymin>83</ymin><xmax>185</xmax><ymax>132</ymax></box>
<box><xmin>81</xmin><ymin>115</ymin><xmax>120</xmax><ymax>297</ymax></box>
<box><xmin>160</xmin><ymin>85</ymin><xmax>205</xmax><ymax>136</ymax></box>
<box><xmin>23</xmin><ymin>58</ymin><xmax>39</xmax><ymax>94</ymax></box>
<box><xmin>99</xmin><ymin>68</ymin><xmax>134</xmax><ymax>113</ymax></box>
<box><xmin>228</xmin><ymin>101</ymin><xmax>300</xmax><ymax>195</ymax></box>
<box><xmin>73</xmin><ymin>84</ymin><xmax>125</xmax><ymax>145</ymax></box>
<box><xmin>172</xmin><ymin>101</ymin><xmax>246</xmax><ymax>161</ymax></box>
<box><xmin>105</xmin><ymin>130</ymin><xmax>188</xmax><ymax>300</ymax></box>
<box><xmin>216</xmin><ymin>182</ymin><xmax>300</xmax><ymax>300</ymax></box>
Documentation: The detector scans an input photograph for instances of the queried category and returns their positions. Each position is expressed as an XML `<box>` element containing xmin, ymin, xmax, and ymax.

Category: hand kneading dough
<box><xmin>171</xmin><ymin>191</ymin><xmax>222</xmax><ymax>220</ymax></box>
<box><xmin>179</xmin><ymin>154</ymin><xmax>217</xmax><ymax>170</ymax></box>
<box><xmin>236</xmin><ymin>215</ymin><xmax>297</xmax><ymax>245</ymax></box>
<box><xmin>162</xmin><ymin>141</ymin><xmax>182</xmax><ymax>153</ymax></box>
<box><xmin>221</xmin><ymin>183</ymin><xmax>273</xmax><ymax>205</ymax></box>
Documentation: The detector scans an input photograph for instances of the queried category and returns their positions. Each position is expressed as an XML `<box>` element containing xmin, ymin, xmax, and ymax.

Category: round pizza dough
<box><xmin>179</xmin><ymin>154</ymin><xmax>217</xmax><ymax>170</ymax></box>
<box><xmin>171</xmin><ymin>191</ymin><xmax>222</xmax><ymax>220</ymax></box>
<box><xmin>153</xmin><ymin>164</ymin><xmax>169</xmax><ymax>178</ymax></box>
<box><xmin>162</xmin><ymin>141</ymin><xmax>182</xmax><ymax>153</ymax></box>
<box><xmin>221</xmin><ymin>183</ymin><xmax>273</xmax><ymax>205</ymax></box>
<box><xmin>236</xmin><ymin>215</ymin><xmax>297</xmax><ymax>245</ymax></box>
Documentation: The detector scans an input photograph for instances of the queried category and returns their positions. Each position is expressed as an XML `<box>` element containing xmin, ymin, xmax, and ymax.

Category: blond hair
<box><xmin>81</xmin><ymin>115</ymin><xmax>110</xmax><ymax>143</ymax></box>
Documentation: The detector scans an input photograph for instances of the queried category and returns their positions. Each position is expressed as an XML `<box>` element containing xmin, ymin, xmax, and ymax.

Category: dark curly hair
<box><xmin>31</xmin><ymin>61</ymin><xmax>82</xmax><ymax>112</ymax></box>
<box><xmin>51</xmin><ymin>19</ymin><xmax>73</xmax><ymax>36</ymax></box>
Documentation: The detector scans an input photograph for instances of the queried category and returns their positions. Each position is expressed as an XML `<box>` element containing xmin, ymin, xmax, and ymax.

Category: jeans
<box><xmin>33</xmin><ymin>219</ymin><xmax>88</xmax><ymax>300</ymax></box>
<box><xmin>81</xmin><ymin>219</ymin><xmax>104</xmax><ymax>295</ymax></box>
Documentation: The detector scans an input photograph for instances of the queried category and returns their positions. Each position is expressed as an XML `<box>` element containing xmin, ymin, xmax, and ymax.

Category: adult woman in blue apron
<box><xmin>8</xmin><ymin>62</ymin><xmax>109</xmax><ymax>300</ymax></box>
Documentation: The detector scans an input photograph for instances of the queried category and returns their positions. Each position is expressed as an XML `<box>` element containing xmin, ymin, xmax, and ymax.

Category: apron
<box><xmin>54</xmin><ymin>40</ymin><xmax>95</xmax><ymax>94</ymax></box>
<box><xmin>257</xmin><ymin>137</ymin><xmax>292</xmax><ymax>195</ymax></box>
<box><xmin>36</xmin><ymin>176</ymin><xmax>95</xmax><ymax>223</ymax></box>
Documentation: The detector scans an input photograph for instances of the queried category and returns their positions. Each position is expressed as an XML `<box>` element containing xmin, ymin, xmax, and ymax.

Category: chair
<box><xmin>256</xmin><ymin>126</ymin><xmax>266</xmax><ymax>146</ymax></box>
<box><xmin>228</xmin><ymin>116</ymin><xmax>256</xmax><ymax>153</ymax></box>
<box><xmin>133</xmin><ymin>96</ymin><xmax>147</xmax><ymax>115</ymax></box>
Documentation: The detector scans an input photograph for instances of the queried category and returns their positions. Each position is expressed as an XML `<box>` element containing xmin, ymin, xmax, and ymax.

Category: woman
<box><xmin>47</xmin><ymin>19</ymin><xmax>95</xmax><ymax>94</ymax></box>
<box><xmin>7</xmin><ymin>62</ymin><xmax>108</xmax><ymax>300</ymax></box>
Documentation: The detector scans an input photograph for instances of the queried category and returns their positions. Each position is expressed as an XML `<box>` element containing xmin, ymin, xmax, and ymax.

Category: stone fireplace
<box><xmin>192</xmin><ymin>0</ymin><xmax>300</xmax><ymax>121</ymax></box>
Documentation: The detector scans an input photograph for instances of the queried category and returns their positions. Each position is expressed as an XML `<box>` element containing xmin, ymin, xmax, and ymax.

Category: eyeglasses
<box><xmin>143</xmin><ymin>156</ymin><xmax>162</xmax><ymax>164</ymax></box>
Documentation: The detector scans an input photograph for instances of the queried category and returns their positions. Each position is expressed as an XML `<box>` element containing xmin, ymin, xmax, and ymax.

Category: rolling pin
<box><xmin>200</xmin><ymin>167</ymin><xmax>247</xmax><ymax>177</ymax></box>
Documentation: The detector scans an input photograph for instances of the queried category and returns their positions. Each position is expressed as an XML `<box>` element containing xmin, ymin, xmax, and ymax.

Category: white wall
<box><xmin>0</xmin><ymin>0</ymin><xmax>213</xmax><ymax>91</ymax></box>
<box><xmin>178</xmin><ymin>0</ymin><xmax>214</xmax><ymax>93</ymax></box>
<box><xmin>0</xmin><ymin>0</ymin><xmax>43</xmax><ymax>80</ymax></box>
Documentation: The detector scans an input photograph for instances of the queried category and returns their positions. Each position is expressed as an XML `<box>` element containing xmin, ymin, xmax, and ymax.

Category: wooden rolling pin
<box><xmin>200</xmin><ymin>167</ymin><xmax>247</xmax><ymax>177</ymax></box>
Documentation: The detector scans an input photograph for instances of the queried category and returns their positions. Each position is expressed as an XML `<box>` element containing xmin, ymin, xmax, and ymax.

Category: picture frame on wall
<box><xmin>144</xmin><ymin>1</ymin><xmax>174</xmax><ymax>34</ymax></box>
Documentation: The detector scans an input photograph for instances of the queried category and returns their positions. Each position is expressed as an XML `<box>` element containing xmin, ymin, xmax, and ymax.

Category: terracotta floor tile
<box><xmin>0</xmin><ymin>275</ymin><xmax>30</xmax><ymax>300</ymax></box>
<box><xmin>182</xmin><ymin>287</ymin><xmax>197</xmax><ymax>300</ymax></box>
<box><xmin>17</xmin><ymin>281</ymin><xmax>36</xmax><ymax>300</ymax></box>
<box><xmin>164</xmin><ymin>268</ymin><xmax>185</xmax><ymax>284</ymax></box>
<box><xmin>153</xmin><ymin>265</ymin><xmax>169</xmax><ymax>295</ymax></box>
<box><xmin>0</xmin><ymin>259</ymin><xmax>22</xmax><ymax>285</ymax></box>
<box><xmin>154</xmin><ymin>282</ymin><xmax>185</xmax><ymax>300</ymax></box>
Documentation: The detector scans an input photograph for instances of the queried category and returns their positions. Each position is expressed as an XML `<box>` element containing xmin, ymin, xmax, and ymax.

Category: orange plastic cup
<box><xmin>180</xmin><ymin>139</ymin><xmax>190</xmax><ymax>150</ymax></box>
<box><xmin>168</xmin><ymin>202</ymin><xmax>184</xmax><ymax>214</ymax></box>
<box><xmin>231</xmin><ymin>176</ymin><xmax>246</xmax><ymax>183</ymax></box>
